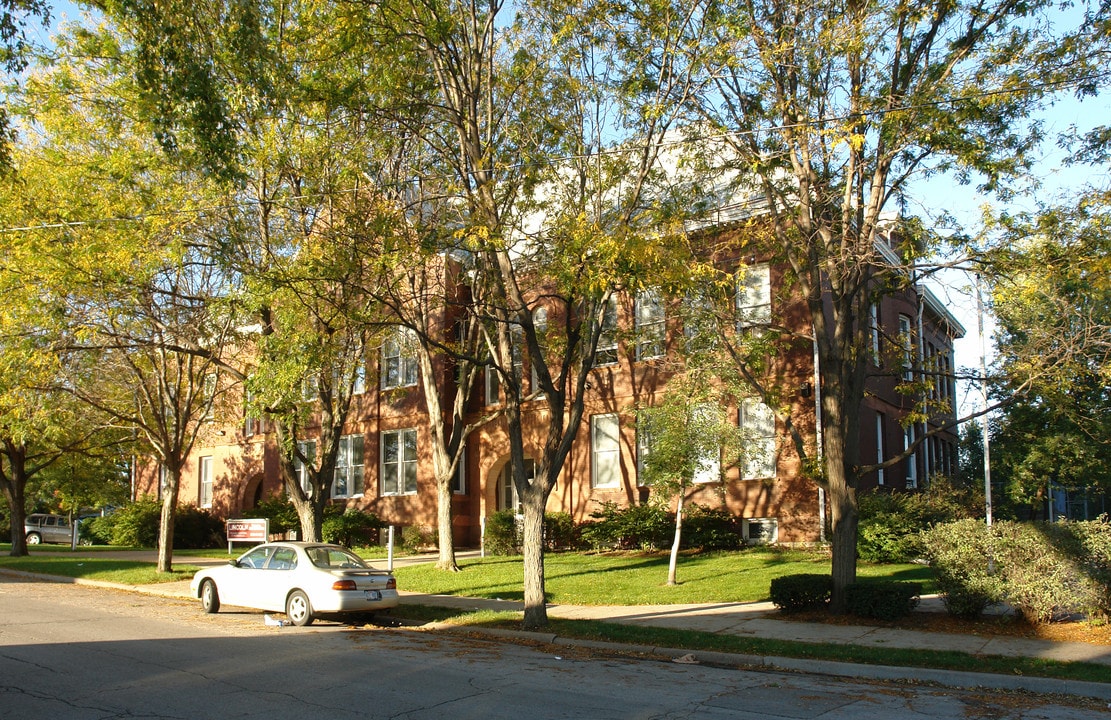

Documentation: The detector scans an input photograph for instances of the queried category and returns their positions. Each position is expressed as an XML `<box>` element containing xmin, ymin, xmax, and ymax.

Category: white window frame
<box><xmin>739</xmin><ymin>399</ymin><xmax>776</xmax><ymax>480</ymax></box>
<box><xmin>452</xmin><ymin>444</ymin><xmax>467</xmax><ymax>495</ymax></box>
<box><xmin>295</xmin><ymin>440</ymin><xmax>316</xmax><ymax>497</ymax></box>
<box><xmin>691</xmin><ymin>403</ymin><xmax>721</xmax><ymax>484</ymax></box>
<box><xmin>591</xmin><ymin>413</ymin><xmax>621</xmax><ymax>488</ymax></box>
<box><xmin>745</xmin><ymin>518</ymin><xmax>779</xmax><ymax>545</ymax></box>
<box><xmin>875</xmin><ymin>413</ymin><xmax>886</xmax><ymax>486</ymax></box>
<box><xmin>635</xmin><ymin>289</ymin><xmax>666</xmax><ymax>361</ymax></box>
<box><xmin>199</xmin><ymin>456</ymin><xmax>213</xmax><ymax>508</ymax></box>
<box><xmin>332</xmin><ymin>434</ymin><xmax>365</xmax><ymax>499</ymax></box>
<box><xmin>594</xmin><ymin>295</ymin><xmax>618</xmax><ymax>367</ymax></box>
<box><xmin>736</xmin><ymin>263</ymin><xmax>772</xmax><ymax>328</ymax></box>
<box><xmin>381</xmin><ymin>328</ymin><xmax>419</xmax><ymax>390</ymax></box>
<box><xmin>381</xmin><ymin>428</ymin><xmax>418</xmax><ymax>496</ymax></box>
<box><xmin>870</xmin><ymin>304</ymin><xmax>881</xmax><ymax>364</ymax></box>
<box><xmin>531</xmin><ymin>306</ymin><xmax>548</xmax><ymax>397</ymax></box>
<box><xmin>898</xmin><ymin>314</ymin><xmax>914</xmax><ymax>381</ymax></box>
<box><xmin>904</xmin><ymin>426</ymin><xmax>918</xmax><ymax>488</ymax></box>
<box><xmin>485</xmin><ymin>364</ymin><xmax>500</xmax><ymax>406</ymax></box>
<box><xmin>353</xmin><ymin>361</ymin><xmax>367</xmax><ymax>395</ymax></box>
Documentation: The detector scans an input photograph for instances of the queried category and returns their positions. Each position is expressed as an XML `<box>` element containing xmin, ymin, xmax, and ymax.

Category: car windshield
<box><xmin>306</xmin><ymin>546</ymin><xmax>369</xmax><ymax>569</ymax></box>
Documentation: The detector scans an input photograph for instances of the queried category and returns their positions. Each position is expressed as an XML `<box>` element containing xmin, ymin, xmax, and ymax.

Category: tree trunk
<box><xmin>1</xmin><ymin>450</ymin><xmax>29</xmax><ymax>557</ymax></box>
<box><xmin>293</xmin><ymin>498</ymin><xmax>320</xmax><ymax>542</ymax></box>
<box><xmin>157</xmin><ymin>480</ymin><xmax>179</xmax><ymax>573</ymax></box>
<box><xmin>667</xmin><ymin>492</ymin><xmax>684</xmax><ymax>586</ymax></box>
<box><xmin>822</xmin><ymin>417</ymin><xmax>858</xmax><ymax>613</ymax></box>
<box><xmin>435</xmin><ymin>471</ymin><xmax>459</xmax><ymax>571</ymax></box>
<box><xmin>520</xmin><ymin>499</ymin><xmax>547</xmax><ymax>629</ymax></box>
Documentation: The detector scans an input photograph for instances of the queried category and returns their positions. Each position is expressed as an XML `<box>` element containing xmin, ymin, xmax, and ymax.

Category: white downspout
<box><xmin>813</xmin><ymin>335</ymin><xmax>825</xmax><ymax>543</ymax></box>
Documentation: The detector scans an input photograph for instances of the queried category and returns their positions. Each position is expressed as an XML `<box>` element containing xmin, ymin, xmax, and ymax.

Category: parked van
<box><xmin>24</xmin><ymin>513</ymin><xmax>76</xmax><ymax>545</ymax></box>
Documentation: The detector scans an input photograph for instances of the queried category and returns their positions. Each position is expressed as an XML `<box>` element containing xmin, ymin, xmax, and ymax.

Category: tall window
<box><xmin>594</xmin><ymin>295</ymin><xmax>618</xmax><ymax>366</ymax></box>
<box><xmin>295</xmin><ymin>440</ymin><xmax>316</xmax><ymax>497</ymax></box>
<box><xmin>452</xmin><ymin>444</ymin><xmax>467</xmax><ymax>495</ymax></box>
<box><xmin>635</xmin><ymin>289</ymin><xmax>665</xmax><ymax>360</ymax></box>
<box><xmin>898</xmin><ymin>315</ymin><xmax>914</xmax><ymax>381</ymax></box>
<box><xmin>382</xmin><ymin>328</ymin><xmax>418</xmax><ymax>389</ymax></box>
<box><xmin>875</xmin><ymin>412</ymin><xmax>886</xmax><ymax>486</ymax></box>
<box><xmin>199</xmin><ymin>456</ymin><xmax>213</xmax><ymax>508</ymax></box>
<box><xmin>904</xmin><ymin>426</ymin><xmax>918</xmax><ymax>488</ymax></box>
<box><xmin>870</xmin><ymin>304</ymin><xmax>881</xmax><ymax>364</ymax></box>
<box><xmin>382</xmin><ymin>429</ymin><xmax>418</xmax><ymax>495</ymax></box>
<box><xmin>202</xmin><ymin>373</ymin><xmax>217</xmax><ymax>420</ymax></box>
<box><xmin>485</xmin><ymin>364</ymin><xmax>500</xmax><ymax>406</ymax></box>
<box><xmin>690</xmin><ymin>404</ymin><xmax>722</xmax><ymax>484</ymax></box>
<box><xmin>301</xmin><ymin>375</ymin><xmax>319</xmax><ymax>402</ymax></box>
<box><xmin>333</xmin><ymin>434</ymin><xmax>365</xmax><ymax>499</ymax></box>
<box><xmin>739</xmin><ymin>399</ymin><xmax>776</xmax><ymax>479</ymax></box>
<box><xmin>736</xmin><ymin>263</ymin><xmax>772</xmax><ymax>328</ymax></box>
<box><xmin>352</xmin><ymin>362</ymin><xmax>367</xmax><ymax>395</ymax></box>
<box><xmin>591</xmin><ymin>413</ymin><xmax>620</xmax><ymax>488</ymax></box>
<box><xmin>531</xmin><ymin>306</ymin><xmax>548</xmax><ymax>397</ymax></box>
<box><xmin>682</xmin><ymin>291</ymin><xmax>716</xmax><ymax>352</ymax></box>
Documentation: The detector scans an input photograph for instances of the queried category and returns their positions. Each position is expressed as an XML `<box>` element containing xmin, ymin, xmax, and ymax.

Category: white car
<box><xmin>190</xmin><ymin>542</ymin><xmax>399</xmax><ymax>626</ymax></box>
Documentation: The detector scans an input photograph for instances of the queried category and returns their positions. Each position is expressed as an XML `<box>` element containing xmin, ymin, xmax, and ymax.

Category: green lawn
<box><xmin>393</xmin><ymin>548</ymin><xmax>936</xmax><ymax>605</ymax></box>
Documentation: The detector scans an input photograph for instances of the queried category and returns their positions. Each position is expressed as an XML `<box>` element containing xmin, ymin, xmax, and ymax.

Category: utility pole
<box><xmin>976</xmin><ymin>273</ymin><xmax>993</xmax><ymax>525</ymax></box>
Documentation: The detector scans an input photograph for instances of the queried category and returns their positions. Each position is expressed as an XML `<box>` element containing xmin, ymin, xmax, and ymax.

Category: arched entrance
<box><xmin>495</xmin><ymin>459</ymin><xmax>536</xmax><ymax>513</ymax></box>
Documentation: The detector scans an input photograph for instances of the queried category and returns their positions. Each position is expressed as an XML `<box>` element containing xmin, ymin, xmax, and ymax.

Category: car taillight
<box><xmin>332</xmin><ymin>579</ymin><xmax>357</xmax><ymax>591</ymax></box>
<box><xmin>386</xmin><ymin>577</ymin><xmax>396</xmax><ymax>590</ymax></box>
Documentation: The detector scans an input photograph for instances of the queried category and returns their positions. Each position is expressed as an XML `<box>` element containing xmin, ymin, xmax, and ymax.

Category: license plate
<box><xmin>365</xmin><ymin>590</ymin><xmax>381</xmax><ymax>601</ymax></box>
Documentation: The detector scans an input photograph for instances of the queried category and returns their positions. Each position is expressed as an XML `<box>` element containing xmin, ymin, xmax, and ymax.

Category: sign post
<box><xmin>226</xmin><ymin>518</ymin><xmax>269</xmax><ymax>553</ymax></box>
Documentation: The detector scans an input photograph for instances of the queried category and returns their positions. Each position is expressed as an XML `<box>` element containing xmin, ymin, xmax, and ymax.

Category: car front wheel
<box><xmin>286</xmin><ymin>590</ymin><xmax>314</xmax><ymax>627</ymax></box>
<box><xmin>200</xmin><ymin>579</ymin><xmax>221</xmax><ymax>614</ymax></box>
<box><xmin>26</xmin><ymin>533</ymin><xmax>41</xmax><ymax>545</ymax></box>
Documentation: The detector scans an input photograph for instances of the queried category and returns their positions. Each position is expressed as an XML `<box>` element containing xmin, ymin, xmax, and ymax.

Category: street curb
<box><xmin>415</xmin><ymin>622</ymin><xmax>1111</xmax><ymax>702</ymax></box>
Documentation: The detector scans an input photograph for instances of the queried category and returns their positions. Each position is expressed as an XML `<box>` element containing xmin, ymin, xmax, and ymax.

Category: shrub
<box><xmin>543</xmin><ymin>512</ymin><xmax>578</xmax><ymax>551</ymax></box>
<box><xmin>243</xmin><ymin>495</ymin><xmax>299</xmax><ymax>536</ymax></box>
<box><xmin>845</xmin><ymin>581</ymin><xmax>921</xmax><ymax>620</ymax></box>
<box><xmin>398</xmin><ymin>524</ymin><xmax>436</xmax><ymax>553</ymax></box>
<box><xmin>104</xmin><ymin>497</ymin><xmax>162</xmax><ymax>547</ymax></box>
<box><xmin>921</xmin><ymin>518</ymin><xmax>1003</xmax><ymax>618</ymax></box>
<box><xmin>992</xmin><ymin>519</ymin><xmax>1111</xmax><ymax>624</ymax></box>
<box><xmin>858</xmin><ymin>479</ymin><xmax>979</xmax><ymax>563</ymax></box>
<box><xmin>322</xmin><ymin>509</ymin><xmax>384</xmax><ymax>547</ymax></box>
<box><xmin>769</xmin><ymin>573</ymin><xmax>832</xmax><ymax>613</ymax></box>
<box><xmin>579</xmin><ymin>501</ymin><xmax>672</xmax><ymax>551</ymax></box>
<box><xmin>484</xmin><ymin>510</ymin><xmax>521</xmax><ymax>556</ymax></box>
<box><xmin>81</xmin><ymin>515</ymin><xmax>114</xmax><ymax>545</ymax></box>
<box><xmin>173</xmin><ymin>505</ymin><xmax>225</xmax><ymax>549</ymax></box>
<box><xmin>682</xmin><ymin>505</ymin><xmax>743</xmax><ymax>551</ymax></box>
<box><xmin>89</xmin><ymin>498</ymin><xmax>223</xmax><ymax>549</ymax></box>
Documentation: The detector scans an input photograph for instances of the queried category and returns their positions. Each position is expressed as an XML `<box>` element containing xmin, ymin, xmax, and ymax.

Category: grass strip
<box><xmin>0</xmin><ymin>555</ymin><xmax>198</xmax><ymax>584</ymax></box>
<box><xmin>388</xmin><ymin>604</ymin><xmax>1111</xmax><ymax>685</ymax></box>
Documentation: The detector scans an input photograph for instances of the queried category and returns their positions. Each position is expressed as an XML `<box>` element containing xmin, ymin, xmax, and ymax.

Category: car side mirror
<box><xmin>228</xmin><ymin>559</ymin><xmax>240</xmax><ymax>567</ymax></box>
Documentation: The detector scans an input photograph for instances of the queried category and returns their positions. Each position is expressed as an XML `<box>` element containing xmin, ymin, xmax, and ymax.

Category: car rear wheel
<box><xmin>286</xmin><ymin>590</ymin><xmax>314</xmax><ymax>627</ymax></box>
<box><xmin>200</xmin><ymin>579</ymin><xmax>221</xmax><ymax>614</ymax></box>
<box><xmin>26</xmin><ymin>533</ymin><xmax>41</xmax><ymax>545</ymax></box>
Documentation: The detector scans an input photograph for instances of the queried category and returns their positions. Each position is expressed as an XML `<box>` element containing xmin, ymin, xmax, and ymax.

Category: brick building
<box><xmin>134</xmin><ymin>220</ymin><xmax>964</xmax><ymax>548</ymax></box>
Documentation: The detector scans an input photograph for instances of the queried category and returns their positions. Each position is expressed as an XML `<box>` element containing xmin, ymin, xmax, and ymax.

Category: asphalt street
<box><xmin>2</xmin><ymin>575</ymin><xmax>1109</xmax><ymax>720</ymax></box>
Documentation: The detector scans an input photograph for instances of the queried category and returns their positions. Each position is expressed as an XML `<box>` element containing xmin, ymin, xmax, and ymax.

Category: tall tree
<box><xmin>0</xmin><ymin>0</ymin><xmax>48</xmax><ymax>170</ymax></box>
<box><xmin>6</xmin><ymin>25</ymin><xmax>236</xmax><ymax>571</ymax></box>
<box><xmin>985</xmin><ymin>188</ymin><xmax>1111</xmax><ymax>514</ymax></box>
<box><xmin>631</xmin><ymin>0</ymin><xmax>1098</xmax><ymax>610</ymax></box>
